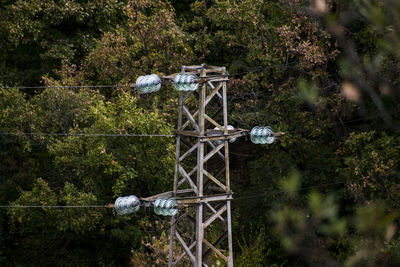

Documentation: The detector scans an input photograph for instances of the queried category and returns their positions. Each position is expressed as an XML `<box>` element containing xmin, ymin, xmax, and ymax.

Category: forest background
<box><xmin>1</xmin><ymin>0</ymin><xmax>400</xmax><ymax>266</ymax></box>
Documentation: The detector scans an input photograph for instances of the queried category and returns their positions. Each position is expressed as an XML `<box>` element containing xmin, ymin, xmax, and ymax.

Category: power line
<box><xmin>0</xmin><ymin>113</ymin><xmax>386</xmax><ymax>139</ymax></box>
<box><xmin>0</xmin><ymin>113</ymin><xmax>385</xmax><ymax>143</ymax></box>
<box><xmin>0</xmin><ymin>181</ymin><xmax>348</xmax><ymax>209</ymax></box>
<box><xmin>0</xmin><ymin>84</ymin><xmax>133</xmax><ymax>90</ymax></box>
<box><xmin>229</xmin><ymin>151</ymin><xmax>253</xmax><ymax>157</ymax></box>
<box><xmin>234</xmin><ymin>181</ymin><xmax>348</xmax><ymax>201</ymax></box>
<box><xmin>0</xmin><ymin>63</ymin><xmax>293</xmax><ymax>91</ymax></box>
<box><xmin>0</xmin><ymin>205</ymin><xmax>110</xmax><ymax>208</ymax></box>
<box><xmin>227</xmin><ymin>115</ymin><xmax>382</xmax><ymax>159</ymax></box>
<box><xmin>0</xmin><ymin>132</ymin><xmax>174</xmax><ymax>137</ymax></box>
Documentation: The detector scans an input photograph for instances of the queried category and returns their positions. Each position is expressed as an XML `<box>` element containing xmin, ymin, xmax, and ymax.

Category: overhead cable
<box><xmin>0</xmin><ymin>205</ymin><xmax>110</xmax><ymax>208</ymax></box>
<box><xmin>0</xmin><ymin>132</ymin><xmax>174</xmax><ymax>137</ymax></box>
<box><xmin>0</xmin><ymin>181</ymin><xmax>348</xmax><ymax>209</ymax></box>
<box><xmin>234</xmin><ymin>181</ymin><xmax>348</xmax><ymax>201</ymax></box>
<box><xmin>0</xmin><ymin>63</ymin><xmax>295</xmax><ymax>91</ymax></box>
<box><xmin>0</xmin><ymin>84</ymin><xmax>132</xmax><ymax>90</ymax></box>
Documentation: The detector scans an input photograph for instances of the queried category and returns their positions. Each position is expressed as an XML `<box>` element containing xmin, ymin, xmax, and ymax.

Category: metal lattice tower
<box><xmin>116</xmin><ymin>64</ymin><xmax>278</xmax><ymax>265</ymax></box>
<box><xmin>167</xmin><ymin>65</ymin><xmax>247</xmax><ymax>266</ymax></box>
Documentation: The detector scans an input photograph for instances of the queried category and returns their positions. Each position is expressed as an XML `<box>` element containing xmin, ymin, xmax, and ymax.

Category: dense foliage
<box><xmin>0</xmin><ymin>0</ymin><xmax>399</xmax><ymax>266</ymax></box>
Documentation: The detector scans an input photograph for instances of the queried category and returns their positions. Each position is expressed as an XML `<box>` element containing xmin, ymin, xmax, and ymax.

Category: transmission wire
<box><xmin>0</xmin><ymin>205</ymin><xmax>110</xmax><ymax>208</ymax></box>
<box><xmin>0</xmin><ymin>84</ymin><xmax>133</xmax><ymax>90</ymax></box>
<box><xmin>234</xmin><ymin>181</ymin><xmax>348</xmax><ymax>201</ymax></box>
<box><xmin>0</xmin><ymin>180</ymin><xmax>349</xmax><ymax>209</ymax></box>
<box><xmin>0</xmin><ymin>113</ymin><xmax>389</xmax><ymax>139</ymax></box>
<box><xmin>0</xmin><ymin>132</ymin><xmax>174</xmax><ymax>137</ymax></box>
<box><xmin>0</xmin><ymin>62</ymin><xmax>295</xmax><ymax>91</ymax></box>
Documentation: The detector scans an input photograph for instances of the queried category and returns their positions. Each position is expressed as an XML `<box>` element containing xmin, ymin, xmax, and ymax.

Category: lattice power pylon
<box><xmin>166</xmin><ymin>65</ymin><xmax>247</xmax><ymax>266</ymax></box>
<box><xmin>114</xmin><ymin>64</ymin><xmax>279</xmax><ymax>266</ymax></box>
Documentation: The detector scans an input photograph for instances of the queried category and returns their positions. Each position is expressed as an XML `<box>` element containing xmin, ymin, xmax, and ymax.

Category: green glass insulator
<box><xmin>173</xmin><ymin>74</ymin><xmax>198</xmax><ymax>91</ymax></box>
<box><xmin>250</xmin><ymin>126</ymin><xmax>275</xmax><ymax>144</ymax></box>
<box><xmin>114</xmin><ymin>195</ymin><xmax>140</xmax><ymax>215</ymax></box>
<box><xmin>136</xmin><ymin>74</ymin><xmax>161</xmax><ymax>93</ymax></box>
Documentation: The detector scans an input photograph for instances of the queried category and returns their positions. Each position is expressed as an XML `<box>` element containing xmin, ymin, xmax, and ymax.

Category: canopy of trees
<box><xmin>1</xmin><ymin>0</ymin><xmax>400</xmax><ymax>266</ymax></box>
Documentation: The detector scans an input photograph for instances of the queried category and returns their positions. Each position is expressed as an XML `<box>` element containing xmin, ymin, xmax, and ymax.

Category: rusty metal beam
<box><xmin>179</xmin><ymin>165</ymin><xmax>198</xmax><ymax>194</ymax></box>
<box><xmin>179</xmin><ymin>143</ymin><xmax>199</xmax><ymax>162</ymax></box>
<box><xmin>183</xmin><ymin>105</ymin><xmax>200</xmax><ymax>131</ymax></box>
<box><xmin>176</xmin><ymin>231</ymin><xmax>196</xmax><ymax>264</ymax></box>
<box><xmin>203</xmin><ymin>204</ymin><xmax>227</xmax><ymax>229</ymax></box>
<box><xmin>203</xmin><ymin>238</ymin><xmax>228</xmax><ymax>262</ymax></box>
<box><xmin>176</xmin><ymin>194</ymin><xmax>233</xmax><ymax>205</ymax></box>
<box><xmin>203</xmin><ymin>169</ymin><xmax>226</xmax><ymax>192</ymax></box>
<box><xmin>203</xmin><ymin>231</ymin><xmax>228</xmax><ymax>262</ymax></box>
